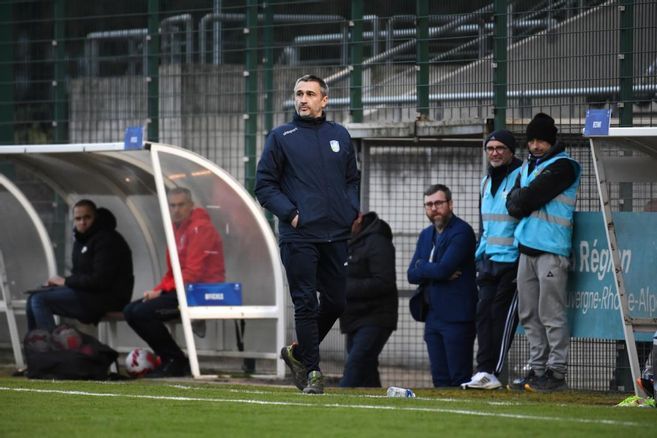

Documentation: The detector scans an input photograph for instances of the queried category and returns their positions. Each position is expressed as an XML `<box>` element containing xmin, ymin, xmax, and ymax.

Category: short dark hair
<box><xmin>167</xmin><ymin>187</ymin><xmax>193</xmax><ymax>202</ymax></box>
<box><xmin>294</xmin><ymin>74</ymin><xmax>329</xmax><ymax>96</ymax></box>
<box><xmin>73</xmin><ymin>199</ymin><xmax>97</xmax><ymax>211</ymax></box>
<box><xmin>423</xmin><ymin>184</ymin><xmax>452</xmax><ymax>201</ymax></box>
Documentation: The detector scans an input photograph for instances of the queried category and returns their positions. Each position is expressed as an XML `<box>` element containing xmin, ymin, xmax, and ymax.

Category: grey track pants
<box><xmin>517</xmin><ymin>252</ymin><xmax>570</xmax><ymax>376</ymax></box>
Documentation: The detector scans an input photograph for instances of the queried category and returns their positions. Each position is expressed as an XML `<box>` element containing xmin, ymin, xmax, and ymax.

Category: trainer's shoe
<box><xmin>525</xmin><ymin>369</ymin><xmax>567</xmax><ymax>392</ymax></box>
<box><xmin>145</xmin><ymin>357</ymin><xmax>191</xmax><ymax>378</ymax></box>
<box><xmin>461</xmin><ymin>371</ymin><xmax>502</xmax><ymax>390</ymax></box>
<box><xmin>303</xmin><ymin>370</ymin><xmax>325</xmax><ymax>394</ymax></box>
<box><xmin>509</xmin><ymin>369</ymin><xmax>541</xmax><ymax>391</ymax></box>
<box><xmin>280</xmin><ymin>343</ymin><xmax>307</xmax><ymax>391</ymax></box>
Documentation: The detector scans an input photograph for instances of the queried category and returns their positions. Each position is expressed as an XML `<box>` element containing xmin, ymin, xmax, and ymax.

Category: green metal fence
<box><xmin>1</xmin><ymin>0</ymin><xmax>657</xmax><ymax>390</ymax></box>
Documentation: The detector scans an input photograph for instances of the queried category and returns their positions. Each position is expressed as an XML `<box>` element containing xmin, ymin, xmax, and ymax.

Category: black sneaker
<box><xmin>280</xmin><ymin>343</ymin><xmax>307</xmax><ymax>391</ymax></box>
<box><xmin>509</xmin><ymin>369</ymin><xmax>540</xmax><ymax>390</ymax></box>
<box><xmin>145</xmin><ymin>357</ymin><xmax>191</xmax><ymax>378</ymax></box>
<box><xmin>525</xmin><ymin>369</ymin><xmax>567</xmax><ymax>392</ymax></box>
<box><xmin>303</xmin><ymin>370</ymin><xmax>325</xmax><ymax>394</ymax></box>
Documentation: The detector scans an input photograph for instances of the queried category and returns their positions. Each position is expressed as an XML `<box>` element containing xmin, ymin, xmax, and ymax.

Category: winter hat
<box><xmin>526</xmin><ymin>113</ymin><xmax>558</xmax><ymax>145</ymax></box>
<box><xmin>485</xmin><ymin>129</ymin><xmax>517</xmax><ymax>153</ymax></box>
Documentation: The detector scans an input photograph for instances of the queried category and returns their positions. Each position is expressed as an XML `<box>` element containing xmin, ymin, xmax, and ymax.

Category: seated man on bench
<box><xmin>123</xmin><ymin>187</ymin><xmax>225</xmax><ymax>378</ymax></box>
<box><xmin>27</xmin><ymin>200</ymin><xmax>134</xmax><ymax>331</ymax></box>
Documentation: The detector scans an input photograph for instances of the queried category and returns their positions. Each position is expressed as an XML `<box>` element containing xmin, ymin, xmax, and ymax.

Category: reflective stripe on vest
<box><xmin>476</xmin><ymin>166</ymin><xmax>522</xmax><ymax>263</ymax></box>
<box><xmin>514</xmin><ymin>153</ymin><xmax>581</xmax><ymax>256</ymax></box>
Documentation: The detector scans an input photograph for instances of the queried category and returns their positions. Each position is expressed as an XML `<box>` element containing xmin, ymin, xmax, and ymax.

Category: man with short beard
<box><xmin>407</xmin><ymin>184</ymin><xmax>478</xmax><ymax>387</ymax></box>
<box><xmin>462</xmin><ymin>130</ymin><xmax>522</xmax><ymax>390</ymax></box>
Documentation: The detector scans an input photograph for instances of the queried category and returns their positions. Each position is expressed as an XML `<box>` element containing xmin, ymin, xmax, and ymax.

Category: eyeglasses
<box><xmin>485</xmin><ymin>145</ymin><xmax>509</xmax><ymax>154</ymax></box>
<box><xmin>424</xmin><ymin>200</ymin><xmax>449</xmax><ymax>209</ymax></box>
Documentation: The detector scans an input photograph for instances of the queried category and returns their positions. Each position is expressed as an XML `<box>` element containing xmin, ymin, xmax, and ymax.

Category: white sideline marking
<box><xmin>0</xmin><ymin>386</ymin><xmax>638</xmax><ymax>427</ymax></box>
<box><xmin>167</xmin><ymin>384</ymin><xmax>524</xmax><ymax>406</ymax></box>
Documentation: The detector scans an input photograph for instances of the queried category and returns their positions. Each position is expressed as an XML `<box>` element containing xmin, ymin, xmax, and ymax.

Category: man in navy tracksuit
<box><xmin>255</xmin><ymin>74</ymin><xmax>360</xmax><ymax>394</ymax></box>
<box><xmin>407</xmin><ymin>184</ymin><xmax>478</xmax><ymax>387</ymax></box>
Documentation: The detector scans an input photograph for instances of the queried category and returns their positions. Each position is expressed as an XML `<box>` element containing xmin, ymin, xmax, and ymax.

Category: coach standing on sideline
<box><xmin>506</xmin><ymin>113</ymin><xmax>581</xmax><ymax>392</ymax></box>
<box><xmin>462</xmin><ymin>130</ymin><xmax>522</xmax><ymax>390</ymax></box>
<box><xmin>255</xmin><ymin>74</ymin><xmax>360</xmax><ymax>394</ymax></box>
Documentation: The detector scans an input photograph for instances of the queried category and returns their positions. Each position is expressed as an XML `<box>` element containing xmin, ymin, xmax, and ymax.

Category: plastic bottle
<box><xmin>386</xmin><ymin>386</ymin><xmax>416</xmax><ymax>398</ymax></box>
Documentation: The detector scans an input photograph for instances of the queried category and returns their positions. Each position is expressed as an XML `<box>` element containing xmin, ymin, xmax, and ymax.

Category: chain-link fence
<box><xmin>1</xmin><ymin>0</ymin><xmax>657</xmax><ymax>390</ymax></box>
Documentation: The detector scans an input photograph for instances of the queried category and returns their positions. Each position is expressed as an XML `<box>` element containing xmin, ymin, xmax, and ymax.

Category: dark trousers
<box><xmin>340</xmin><ymin>325</ymin><xmax>392</xmax><ymax>387</ymax></box>
<box><xmin>123</xmin><ymin>292</ymin><xmax>185</xmax><ymax>361</ymax></box>
<box><xmin>475</xmin><ymin>265</ymin><xmax>519</xmax><ymax>375</ymax></box>
<box><xmin>26</xmin><ymin>287</ymin><xmax>89</xmax><ymax>332</ymax></box>
<box><xmin>425</xmin><ymin>319</ymin><xmax>476</xmax><ymax>387</ymax></box>
<box><xmin>280</xmin><ymin>241</ymin><xmax>348</xmax><ymax>373</ymax></box>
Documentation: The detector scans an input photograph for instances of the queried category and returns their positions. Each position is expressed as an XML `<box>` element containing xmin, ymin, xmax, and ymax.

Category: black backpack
<box><xmin>24</xmin><ymin>324</ymin><xmax>119</xmax><ymax>380</ymax></box>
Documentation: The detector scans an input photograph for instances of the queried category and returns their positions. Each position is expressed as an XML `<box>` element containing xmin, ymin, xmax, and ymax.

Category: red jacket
<box><xmin>155</xmin><ymin>208</ymin><xmax>225</xmax><ymax>292</ymax></box>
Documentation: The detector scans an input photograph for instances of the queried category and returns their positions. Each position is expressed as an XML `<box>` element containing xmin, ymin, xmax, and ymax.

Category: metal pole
<box><xmin>53</xmin><ymin>0</ymin><xmax>67</xmax><ymax>143</ymax></box>
<box><xmin>147</xmin><ymin>0</ymin><xmax>160</xmax><ymax>142</ymax></box>
<box><xmin>0</xmin><ymin>1</ymin><xmax>14</xmax><ymax>144</ymax></box>
<box><xmin>350</xmin><ymin>0</ymin><xmax>363</xmax><ymax>123</ymax></box>
<box><xmin>416</xmin><ymin>0</ymin><xmax>429</xmax><ymax>119</ymax></box>
<box><xmin>244</xmin><ymin>0</ymin><xmax>258</xmax><ymax>195</ymax></box>
<box><xmin>619</xmin><ymin>0</ymin><xmax>634</xmax><ymax>127</ymax></box>
<box><xmin>493</xmin><ymin>0</ymin><xmax>508</xmax><ymax>129</ymax></box>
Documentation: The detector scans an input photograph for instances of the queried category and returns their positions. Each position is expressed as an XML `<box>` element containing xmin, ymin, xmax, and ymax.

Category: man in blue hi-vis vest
<box><xmin>506</xmin><ymin>113</ymin><xmax>581</xmax><ymax>392</ymax></box>
<box><xmin>462</xmin><ymin>130</ymin><xmax>522</xmax><ymax>390</ymax></box>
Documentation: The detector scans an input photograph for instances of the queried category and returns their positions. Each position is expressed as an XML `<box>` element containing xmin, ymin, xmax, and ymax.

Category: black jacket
<box><xmin>505</xmin><ymin>141</ymin><xmax>578</xmax><ymax>256</ymax></box>
<box><xmin>65</xmin><ymin>207</ymin><xmax>134</xmax><ymax>323</ymax></box>
<box><xmin>255</xmin><ymin>113</ymin><xmax>360</xmax><ymax>243</ymax></box>
<box><xmin>339</xmin><ymin>212</ymin><xmax>398</xmax><ymax>333</ymax></box>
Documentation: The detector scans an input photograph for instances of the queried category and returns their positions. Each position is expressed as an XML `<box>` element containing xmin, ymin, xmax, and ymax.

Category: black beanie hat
<box><xmin>526</xmin><ymin>113</ymin><xmax>557</xmax><ymax>145</ymax></box>
<box><xmin>485</xmin><ymin>129</ymin><xmax>517</xmax><ymax>153</ymax></box>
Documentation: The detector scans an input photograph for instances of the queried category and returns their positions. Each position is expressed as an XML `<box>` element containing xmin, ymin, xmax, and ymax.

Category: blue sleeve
<box><xmin>416</xmin><ymin>226</ymin><xmax>475</xmax><ymax>281</ymax></box>
<box><xmin>255</xmin><ymin>132</ymin><xmax>298</xmax><ymax>223</ymax></box>
<box><xmin>407</xmin><ymin>230</ymin><xmax>426</xmax><ymax>285</ymax></box>
<box><xmin>345</xmin><ymin>133</ymin><xmax>361</xmax><ymax>215</ymax></box>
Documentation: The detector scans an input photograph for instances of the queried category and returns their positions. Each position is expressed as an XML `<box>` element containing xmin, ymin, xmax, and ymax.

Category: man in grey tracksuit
<box><xmin>506</xmin><ymin>113</ymin><xmax>581</xmax><ymax>392</ymax></box>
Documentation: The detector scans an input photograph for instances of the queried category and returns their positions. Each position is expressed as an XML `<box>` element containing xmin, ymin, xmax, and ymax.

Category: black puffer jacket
<box><xmin>339</xmin><ymin>212</ymin><xmax>398</xmax><ymax>333</ymax></box>
<box><xmin>65</xmin><ymin>207</ymin><xmax>134</xmax><ymax>324</ymax></box>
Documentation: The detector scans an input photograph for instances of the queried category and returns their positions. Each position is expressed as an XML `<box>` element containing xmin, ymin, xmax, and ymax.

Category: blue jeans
<box><xmin>26</xmin><ymin>287</ymin><xmax>89</xmax><ymax>332</ymax></box>
<box><xmin>340</xmin><ymin>325</ymin><xmax>392</xmax><ymax>387</ymax></box>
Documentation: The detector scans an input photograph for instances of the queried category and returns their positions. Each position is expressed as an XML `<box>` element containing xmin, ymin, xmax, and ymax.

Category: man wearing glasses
<box><xmin>407</xmin><ymin>184</ymin><xmax>478</xmax><ymax>387</ymax></box>
<box><xmin>462</xmin><ymin>130</ymin><xmax>522</xmax><ymax>390</ymax></box>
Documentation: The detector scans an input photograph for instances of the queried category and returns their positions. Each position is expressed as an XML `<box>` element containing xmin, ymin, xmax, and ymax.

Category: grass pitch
<box><xmin>0</xmin><ymin>376</ymin><xmax>654</xmax><ymax>437</ymax></box>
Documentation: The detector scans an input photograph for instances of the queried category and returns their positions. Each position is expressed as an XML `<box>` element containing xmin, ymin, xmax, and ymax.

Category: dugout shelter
<box><xmin>587</xmin><ymin>124</ymin><xmax>657</xmax><ymax>396</ymax></box>
<box><xmin>0</xmin><ymin>140</ymin><xmax>285</xmax><ymax>378</ymax></box>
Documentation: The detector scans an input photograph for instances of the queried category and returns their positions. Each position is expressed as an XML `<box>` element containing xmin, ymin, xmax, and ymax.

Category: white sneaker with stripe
<box><xmin>461</xmin><ymin>371</ymin><xmax>502</xmax><ymax>390</ymax></box>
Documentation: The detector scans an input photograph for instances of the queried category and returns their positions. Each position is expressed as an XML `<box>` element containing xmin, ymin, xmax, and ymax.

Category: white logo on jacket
<box><xmin>330</xmin><ymin>140</ymin><xmax>340</xmax><ymax>152</ymax></box>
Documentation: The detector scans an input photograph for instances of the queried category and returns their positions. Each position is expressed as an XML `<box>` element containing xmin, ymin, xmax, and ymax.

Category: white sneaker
<box><xmin>461</xmin><ymin>372</ymin><xmax>502</xmax><ymax>390</ymax></box>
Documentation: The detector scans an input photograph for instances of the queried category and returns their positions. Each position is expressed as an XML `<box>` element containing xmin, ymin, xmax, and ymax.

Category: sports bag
<box><xmin>24</xmin><ymin>324</ymin><xmax>118</xmax><ymax>380</ymax></box>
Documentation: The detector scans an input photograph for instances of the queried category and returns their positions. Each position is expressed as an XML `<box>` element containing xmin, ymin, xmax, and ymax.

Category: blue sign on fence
<box><xmin>123</xmin><ymin>126</ymin><xmax>144</xmax><ymax>150</ymax></box>
<box><xmin>583</xmin><ymin>109</ymin><xmax>611</xmax><ymax>136</ymax></box>
<box><xmin>567</xmin><ymin>212</ymin><xmax>657</xmax><ymax>341</ymax></box>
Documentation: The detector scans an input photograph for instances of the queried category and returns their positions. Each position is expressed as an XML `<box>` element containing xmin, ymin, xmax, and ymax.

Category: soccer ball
<box><xmin>125</xmin><ymin>348</ymin><xmax>160</xmax><ymax>377</ymax></box>
<box><xmin>24</xmin><ymin>329</ymin><xmax>52</xmax><ymax>353</ymax></box>
<box><xmin>51</xmin><ymin>324</ymin><xmax>83</xmax><ymax>351</ymax></box>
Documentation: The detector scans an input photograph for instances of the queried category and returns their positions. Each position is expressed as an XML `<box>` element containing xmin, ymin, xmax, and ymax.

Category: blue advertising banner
<box><xmin>567</xmin><ymin>212</ymin><xmax>657</xmax><ymax>340</ymax></box>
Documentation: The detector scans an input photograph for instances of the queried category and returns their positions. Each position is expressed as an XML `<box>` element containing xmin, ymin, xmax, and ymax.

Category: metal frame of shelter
<box><xmin>587</xmin><ymin>127</ymin><xmax>657</xmax><ymax>396</ymax></box>
<box><xmin>0</xmin><ymin>141</ymin><xmax>286</xmax><ymax>379</ymax></box>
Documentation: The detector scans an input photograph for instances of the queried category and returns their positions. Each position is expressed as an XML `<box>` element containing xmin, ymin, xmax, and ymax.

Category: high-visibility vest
<box><xmin>476</xmin><ymin>166</ymin><xmax>522</xmax><ymax>263</ymax></box>
<box><xmin>514</xmin><ymin>152</ymin><xmax>581</xmax><ymax>257</ymax></box>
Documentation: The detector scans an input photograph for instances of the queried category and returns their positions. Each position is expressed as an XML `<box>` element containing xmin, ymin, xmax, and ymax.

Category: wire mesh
<box><xmin>1</xmin><ymin>0</ymin><xmax>656</xmax><ymax>390</ymax></box>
